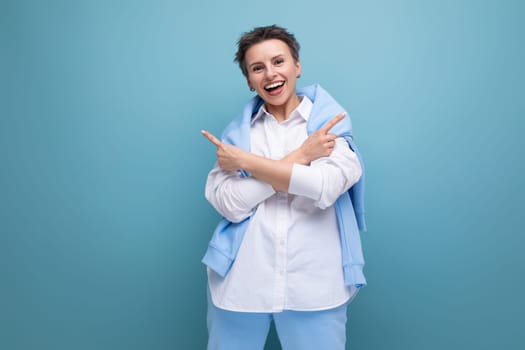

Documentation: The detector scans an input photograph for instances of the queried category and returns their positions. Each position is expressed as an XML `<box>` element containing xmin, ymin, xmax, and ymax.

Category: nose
<box><xmin>265</xmin><ymin>66</ymin><xmax>276</xmax><ymax>79</ymax></box>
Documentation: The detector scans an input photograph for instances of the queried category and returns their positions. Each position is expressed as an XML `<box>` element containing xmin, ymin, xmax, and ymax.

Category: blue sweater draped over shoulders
<box><xmin>202</xmin><ymin>84</ymin><xmax>367</xmax><ymax>287</ymax></box>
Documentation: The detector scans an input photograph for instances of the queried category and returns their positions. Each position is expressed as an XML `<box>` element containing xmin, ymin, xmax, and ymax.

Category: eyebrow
<box><xmin>248</xmin><ymin>54</ymin><xmax>285</xmax><ymax>68</ymax></box>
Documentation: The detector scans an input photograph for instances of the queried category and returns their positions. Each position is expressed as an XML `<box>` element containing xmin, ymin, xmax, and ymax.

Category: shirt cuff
<box><xmin>238</xmin><ymin>177</ymin><xmax>276</xmax><ymax>207</ymax></box>
<box><xmin>288</xmin><ymin>163</ymin><xmax>322</xmax><ymax>200</ymax></box>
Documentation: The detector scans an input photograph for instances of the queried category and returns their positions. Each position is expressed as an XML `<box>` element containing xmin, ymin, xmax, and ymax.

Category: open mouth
<box><xmin>264</xmin><ymin>81</ymin><xmax>285</xmax><ymax>92</ymax></box>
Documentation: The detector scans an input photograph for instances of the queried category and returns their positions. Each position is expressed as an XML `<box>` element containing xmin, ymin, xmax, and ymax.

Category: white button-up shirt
<box><xmin>206</xmin><ymin>96</ymin><xmax>362</xmax><ymax>312</ymax></box>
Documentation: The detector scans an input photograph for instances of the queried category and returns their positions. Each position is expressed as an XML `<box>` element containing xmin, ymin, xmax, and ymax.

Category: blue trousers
<box><xmin>207</xmin><ymin>296</ymin><xmax>349</xmax><ymax>350</ymax></box>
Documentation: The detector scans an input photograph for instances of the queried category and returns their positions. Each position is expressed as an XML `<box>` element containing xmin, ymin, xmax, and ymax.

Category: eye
<box><xmin>274</xmin><ymin>57</ymin><xmax>284</xmax><ymax>65</ymax></box>
<box><xmin>252</xmin><ymin>65</ymin><xmax>263</xmax><ymax>72</ymax></box>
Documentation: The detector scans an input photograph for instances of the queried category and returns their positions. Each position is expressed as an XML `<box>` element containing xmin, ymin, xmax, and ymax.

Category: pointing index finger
<box><xmin>320</xmin><ymin>112</ymin><xmax>346</xmax><ymax>134</ymax></box>
<box><xmin>201</xmin><ymin>130</ymin><xmax>222</xmax><ymax>147</ymax></box>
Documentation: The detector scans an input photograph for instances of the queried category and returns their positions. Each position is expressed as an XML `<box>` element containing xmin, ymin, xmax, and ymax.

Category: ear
<box><xmin>295</xmin><ymin>60</ymin><xmax>302</xmax><ymax>78</ymax></box>
<box><xmin>247</xmin><ymin>78</ymin><xmax>255</xmax><ymax>91</ymax></box>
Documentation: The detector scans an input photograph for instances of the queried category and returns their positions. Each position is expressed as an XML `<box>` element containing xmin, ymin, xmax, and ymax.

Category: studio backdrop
<box><xmin>2</xmin><ymin>0</ymin><xmax>524</xmax><ymax>349</ymax></box>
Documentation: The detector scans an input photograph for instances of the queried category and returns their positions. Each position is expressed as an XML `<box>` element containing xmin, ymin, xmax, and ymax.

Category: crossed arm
<box><xmin>201</xmin><ymin>113</ymin><xmax>346</xmax><ymax>193</ymax></box>
<box><xmin>202</xmin><ymin>112</ymin><xmax>362</xmax><ymax>222</ymax></box>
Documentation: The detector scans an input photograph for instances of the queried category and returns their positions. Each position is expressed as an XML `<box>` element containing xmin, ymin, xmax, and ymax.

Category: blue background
<box><xmin>2</xmin><ymin>0</ymin><xmax>524</xmax><ymax>349</ymax></box>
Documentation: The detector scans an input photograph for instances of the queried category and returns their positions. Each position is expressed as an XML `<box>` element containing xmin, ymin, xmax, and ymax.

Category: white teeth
<box><xmin>265</xmin><ymin>81</ymin><xmax>284</xmax><ymax>90</ymax></box>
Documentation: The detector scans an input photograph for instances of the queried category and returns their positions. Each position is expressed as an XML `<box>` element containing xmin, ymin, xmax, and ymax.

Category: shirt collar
<box><xmin>251</xmin><ymin>95</ymin><xmax>313</xmax><ymax>125</ymax></box>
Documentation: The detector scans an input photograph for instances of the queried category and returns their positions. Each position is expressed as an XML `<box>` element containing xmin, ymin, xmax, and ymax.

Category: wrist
<box><xmin>284</xmin><ymin>148</ymin><xmax>309</xmax><ymax>165</ymax></box>
<box><xmin>238</xmin><ymin>150</ymin><xmax>251</xmax><ymax>171</ymax></box>
<box><xmin>296</xmin><ymin>147</ymin><xmax>311</xmax><ymax>165</ymax></box>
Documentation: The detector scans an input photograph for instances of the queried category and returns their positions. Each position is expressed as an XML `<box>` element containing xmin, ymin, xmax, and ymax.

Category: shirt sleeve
<box><xmin>205</xmin><ymin>162</ymin><xmax>276</xmax><ymax>223</ymax></box>
<box><xmin>288</xmin><ymin>137</ymin><xmax>362</xmax><ymax>209</ymax></box>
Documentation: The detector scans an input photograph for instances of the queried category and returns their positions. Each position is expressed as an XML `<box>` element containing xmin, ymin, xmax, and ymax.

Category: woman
<box><xmin>201</xmin><ymin>24</ymin><xmax>366</xmax><ymax>350</ymax></box>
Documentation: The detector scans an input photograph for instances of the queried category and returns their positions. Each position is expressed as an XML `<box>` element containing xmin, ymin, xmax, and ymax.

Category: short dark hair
<box><xmin>234</xmin><ymin>25</ymin><xmax>301</xmax><ymax>77</ymax></box>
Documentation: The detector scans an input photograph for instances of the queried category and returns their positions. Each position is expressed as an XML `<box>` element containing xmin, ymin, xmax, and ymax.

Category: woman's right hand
<box><xmin>201</xmin><ymin>130</ymin><xmax>250</xmax><ymax>171</ymax></box>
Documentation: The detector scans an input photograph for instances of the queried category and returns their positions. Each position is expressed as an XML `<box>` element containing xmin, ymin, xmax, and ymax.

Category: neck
<box><xmin>265</xmin><ymin>95</ymin><xmax>301</xmax><ymax>123</ymax></box>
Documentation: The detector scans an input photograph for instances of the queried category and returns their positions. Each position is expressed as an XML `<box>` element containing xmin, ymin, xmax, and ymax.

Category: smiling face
<box><xmin>245</xmin><ymin>39</ymin><xmax>302</xmax><ymax>120</ymax></box>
